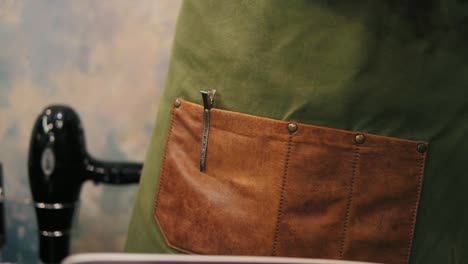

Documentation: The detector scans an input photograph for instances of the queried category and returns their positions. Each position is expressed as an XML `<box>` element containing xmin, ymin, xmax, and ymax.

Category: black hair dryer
<box><xmin>28</xmin><ymin>105</ymin><xmax>143</xmax><ymax>263</ymax></box>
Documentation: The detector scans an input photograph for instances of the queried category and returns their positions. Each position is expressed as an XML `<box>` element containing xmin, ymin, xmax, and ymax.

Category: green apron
<box><xmin>126</xmin><ymin>1</ymin><xmax>468</xmax><ymax>263</ymax></box>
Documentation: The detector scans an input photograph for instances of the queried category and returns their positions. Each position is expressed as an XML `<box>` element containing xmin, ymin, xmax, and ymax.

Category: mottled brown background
<box><xmin>0</xmin><ymin>0</ymin><xmax>181</xmax><ymax>261</ymax></box>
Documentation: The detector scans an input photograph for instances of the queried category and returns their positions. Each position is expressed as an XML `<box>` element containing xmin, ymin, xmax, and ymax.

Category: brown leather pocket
<box><xmin>154</xmin><ymin>99</ymin><xmax>428</xmax><ymax>264</ymax></box>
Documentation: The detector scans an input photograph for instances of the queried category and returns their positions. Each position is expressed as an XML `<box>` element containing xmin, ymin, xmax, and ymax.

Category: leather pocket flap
<box><xmin>154</xmin><ymin>99</ymin><xmax>428</xmax><ymax>264</ymax></box>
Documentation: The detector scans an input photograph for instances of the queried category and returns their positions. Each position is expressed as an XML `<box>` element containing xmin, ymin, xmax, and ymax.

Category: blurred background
<box><xmin>0</xmin><ymin>0</ymin><xmax>182</xmax><ymax>262</ymax></box>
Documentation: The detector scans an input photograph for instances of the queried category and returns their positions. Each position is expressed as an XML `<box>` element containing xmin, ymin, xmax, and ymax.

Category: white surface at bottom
<box><xmin>63</xmin><ymin>253</ymin><xmax>378</xmax><ymax>264</ymax></box>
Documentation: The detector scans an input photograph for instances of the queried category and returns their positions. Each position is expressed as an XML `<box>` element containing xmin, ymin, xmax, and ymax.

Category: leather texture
<box><xmin>154</xmin><ymin>99</ymin><xmax>427</xmax><ymax>264</ymax></box>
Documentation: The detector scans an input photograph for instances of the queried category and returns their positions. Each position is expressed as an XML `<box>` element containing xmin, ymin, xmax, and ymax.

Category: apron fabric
<box><xmin>126</xmin><ymin>1</ymin><xmax>468</xmax><ymax>263</ymax></box>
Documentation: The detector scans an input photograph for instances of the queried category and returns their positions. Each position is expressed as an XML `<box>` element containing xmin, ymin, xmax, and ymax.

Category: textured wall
<box><xmin>0</xmin><ymin>0</ymin><xmax>181</xmax><ymax>261</ymax></box>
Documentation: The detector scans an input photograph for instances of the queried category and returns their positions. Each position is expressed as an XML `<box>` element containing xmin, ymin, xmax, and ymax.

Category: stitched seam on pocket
<box><xmin>272</xmin><ymin>135</ymin><xmax>293</xmax><ymax>256</ymax></box>
<box><xmin>405</xmin><ymin>151</ymin><xmax>427</xmax><ymax>264</ymax></box>
<box><xmin>153</xmin><ymin>105</ymin><xmax>177</xmax><ymax>243</ymax></box>
<box><xmin>339</xmin><ymin>146</ymin><xmax>360</xmax><ymax>258</ymax></box>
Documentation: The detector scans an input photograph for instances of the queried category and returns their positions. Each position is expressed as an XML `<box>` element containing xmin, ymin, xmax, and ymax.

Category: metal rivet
<box><xmin>417</xmin><ymin>143</ymin><xmax>427</xmax><ymax>153</ymax></box>
<box><xmin>174</xmin><ymin>99</ymin><xmax>181</xmax><ymax>108</ymax></box>
<box><xmin>287</xmin><ymin>123</ymin><xmax>298</xmax><ymax>134</ymax></box>
<box><xmin>355</xmin><ymin>134</ymin><xmax>366</xmax><ymax>144</ymax></box>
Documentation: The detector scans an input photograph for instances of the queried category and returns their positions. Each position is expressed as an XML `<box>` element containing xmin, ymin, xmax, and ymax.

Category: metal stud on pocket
<box><xmin>287</xmin><ymin>123</ymin><xmax>298</xmax><ymax>134</ymax></box>
<box><xmin>174</xmin><ymin>99</ymin><xmax>181</xmax><ymax>108</ymax></box>
<box><xmin>355</xmin><ymin>134</ymin><xmax>366</xmax><ymax>144</ymax></box>
<box><xmin>417</xmin><ymin>143</ymin><xmax>428</xmax><ymax>153</ymax></box>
